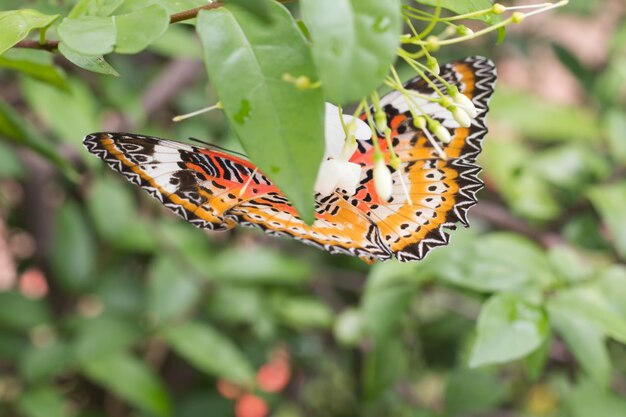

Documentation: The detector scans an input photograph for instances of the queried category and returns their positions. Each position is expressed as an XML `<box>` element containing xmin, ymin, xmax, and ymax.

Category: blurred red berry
<box><xmin>18</xmin><ymin>268</ymin><xmax>48</xmax><ymax>299</ymax></box>
<box><xmin>256</xmin><ymin>358</ymin><xmax>291</xmax><ymax>393</ymax></box>
<box><xmin>234</xmin><ymin>394</ymin><xmax>268</xmax><ymax>417</ymax></box>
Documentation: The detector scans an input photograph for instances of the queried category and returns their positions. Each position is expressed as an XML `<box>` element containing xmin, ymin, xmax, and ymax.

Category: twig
<box><xmin>169</xmin><ymin>2</ymin><xmax>223</xmax><ymax>23</ymax></box>
<box><xmin>14</xmin><ymin>39</ymin><xmax>59</xmax><ymax>52</ymax></box>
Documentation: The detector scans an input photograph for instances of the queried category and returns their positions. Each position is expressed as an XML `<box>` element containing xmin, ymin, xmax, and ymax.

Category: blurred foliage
<box><xmin>1</xmin><ymin>0</ymin><xmax>626</xmax><ymax>417</ymax></box>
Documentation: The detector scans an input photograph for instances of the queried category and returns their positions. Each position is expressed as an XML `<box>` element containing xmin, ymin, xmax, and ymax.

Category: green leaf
<box><xmin>21</xmin><ymin>76</ymin><xmax>98</xmax><ymax>149</ymax></box>
<box><xmin>362</xmin><ymin>284</ymin><xmax>415</xmax><ymax>342</ymax></box>
<box><xmin>223</xmin><ymin>0</ymin><xmax>273</xmax><ymax>21</ymax></box>
<box><xmin>115</xmin><ymin>5</ymin><xmax>169</xmax><ymax>54</ymax></box>
<box><xmin>81</xmin><ymin>352</ymin><xmax>171</xmax><ymax>417</ymax></box>
<box><xmin>0</xmin><ymin>9</ymin><xmax>60</xmax><ymax>55</ymax></box>
<box><xmin>588</xmin><ymin>182</ymin><xmax>626</xmax><ymax>258</ymax></box>
<box><xmin>86</xmin><ymin>176</ymin><xmax>157</xmax><ymax>252</ymax></box>
<box><xmin>0</xmin><ymin>292</ymin><xmax>51</xmax><ymax>332</ymax></box>
<box><xmin>429</xmin><ymin>232</ymin><xmax>555</xmax><ymax>292</ymax></box>
<box><xmin>197</xmin><ymin>2</ymin><xmax>325</xmax><ymax>222</ymax></box>
<box><xmin>50</xmin><ymin>201</ymin><xmax>96</xmax><ymax>292</ymax></box>
<box><xmin>68</xmin><ymin>0</ymin><xmax>126</xmax><ymax>17</ymax></box>
<box><xmin>58</xmin><ymin>42</ymin><xmax>119</xmax><ymax>76</ymax></box>
<box><xmin>211</xmin><ymin>246</ymin><xmax>311</xmax><ymax>284</ymax></box>
<box><xmin>161</xmin><ymin>321</ymin><xmax>254</xmax><ymax>384</ymax></box>
<box><xmin>470</xmin><ymin>293</ymin><xmax>549</xmax><ymax>367</ymax></box>
<box><xmin>300</xmin><ymin>0</ymin><xmax>402</xmax><ymax>104</ymax></box>
<box><xmin>57</xmin><ymin>16</ymin><xmax>116</xmax><ymax>55</ymax></box>
<box><xmin>19</xmin><ymin>342</ymin><xmax>73</xmax><ymax>383</ymax></box>
<box><xmin>271</xmin><ymin>296</ymin><xmax>334</xmax><ymax>330</ymax></box>
<box><xmin>548</xmin><ymin>301</ymin><xmax>610</xmax><ymax>387</ymax></box>
<box><xmin>74</xmin><ymin>316</ymin><xmax>141</xmax><ymax>363</ymax></box>
<box><xmin>549</xmin><ymin>284</ymin><xmax>626</xmax><ymax>344</ymax></box>
<box><xmin>0</xmin><ymin>99</ymin><xmax>76</xmax><ymax>179</ymax></box>
<box><xmin>565</xmin><ymin>379</ymin><xmax>626</xmax><ymax>417</ymax></box>
<box><xmin>147</xmin><ymin>257</ymin><xmax>200</xmax><ymax>321</ymax></box>
<box><xmin>444</xmin><ymin>369</ymin><xmax>508</xmax><ymax>416</ymax></box>
<box><xmin>17</xmin><ymin>387</ymin><xmax>65</xmax><ymax>417</ymax></box>
<box><xmin>413</xmin><ymin>0</ymin><xmax>501</xmax><ymax>24</ymax></box>
<box><xmin>489</xmin><ymin>89</ymin><xmax>600</xmax><ymax>142</ymax></box>
<box><xmin>0</xmin><ymin>50</ymin><xmax>68</xmax><ymax>90</ymax></box>
<box><xmin>0</xmin><ymin>140</ymin><xmax>25</xmax><ymax>178</ymax></box>
<box><xmin>149</xmin><ymin>24</ymin><xmax>202</xmax><ymax>59</ymax></box>
<box><xmin>605</xmin><ymin>110</ymin><xmax>626</xmax><ymax>165</ymax></box>
<box><xmin>547</xmin><ymin>245</ymin><xmax>590</xmax><ymax>284</ymax></box>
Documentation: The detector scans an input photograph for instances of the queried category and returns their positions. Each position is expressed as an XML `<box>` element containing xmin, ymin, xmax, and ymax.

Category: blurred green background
<box><xmin>1</xmin><ymin>0</ymin><xmax>626</xmax><ymax>416</ymax></box>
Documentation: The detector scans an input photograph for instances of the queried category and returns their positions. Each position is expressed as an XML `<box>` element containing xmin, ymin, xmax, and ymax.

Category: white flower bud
<box><xmin>315</xmin><ymin>159</ymin><xmax>362</xmax><ymax>197</ymax></box>
<box><xmin>429</xmin><ymin>120</ymin><xmax>451</xmax><ymax>143</ymax></box>
<box><xmin>450</xmin><ymin>105</ymin><xmax>472</xmax><ymax>128</ymax></box>
<box><xmin>373</xmin><ymin>157</ymin><xmax>393</xmax><ymax>202</ymax></box>
<box><xmin>453</xmin><ymin>92</ymin><xmax>477</xmax><ymax>119</ymax></box>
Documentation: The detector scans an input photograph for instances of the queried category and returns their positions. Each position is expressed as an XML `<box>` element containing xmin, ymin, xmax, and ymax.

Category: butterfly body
<box><xmin>85</xmin><ymin>56</ymin><xmax>496</xmax><ymax>263</ymax></box>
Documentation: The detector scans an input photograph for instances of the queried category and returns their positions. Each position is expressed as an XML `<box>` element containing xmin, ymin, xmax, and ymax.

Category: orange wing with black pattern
<box><xmin>348</xmin><ymin>56</ymin><xmax>496</xmax><ymax>260</ymax></box>
<box><xmin>84</xmin><ymin>56</ymin><xmax>496</xmax><ymax>263</ymax></box>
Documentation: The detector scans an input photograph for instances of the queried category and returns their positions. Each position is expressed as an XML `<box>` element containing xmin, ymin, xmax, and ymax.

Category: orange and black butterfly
<box><xmin>84</xmin><ymin>56</ymin><xmax>496</xmax><ymax>263</ymax></box>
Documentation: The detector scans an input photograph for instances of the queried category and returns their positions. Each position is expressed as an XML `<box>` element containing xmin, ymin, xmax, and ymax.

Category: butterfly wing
<box><xmin>348</xmin><ymin>56</ymin><xmax>497</xmax><ymax>261</ymax></box>
<box><xmin>84</xmin><ymin>132</ymin><xmax>392</xmax><ymax>262</ymax></box>
<box><xmin>84</xmin><ymin>56</ymin><xmax>495</xmax><ymax>263</ymax></box>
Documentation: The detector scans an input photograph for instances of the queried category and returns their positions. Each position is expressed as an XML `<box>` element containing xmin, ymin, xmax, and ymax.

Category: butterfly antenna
<box><xmin>188</xmin><ymin>137</ymin><xmax>249</xmax><ymax>159</ymax></box>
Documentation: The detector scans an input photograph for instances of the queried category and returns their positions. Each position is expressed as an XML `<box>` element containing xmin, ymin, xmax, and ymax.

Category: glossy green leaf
<box><xmin>197</xmin><ymin>2</ymin><xmax>325</xmax><ymax>222</ymax></box>
<box><xmin>0</xmin><ymin>9</ymin><xmax>60</xmax><ymax>55</ymax></box>
<box><xmin>161</xmin><ymin>321</ymin><xmax>254</xmax><ymax>384</ymax></box>
<box><xmin>444</xmin><ymin>369</ymin><xmax>508</xmax><ymax>415</ymax></box>
<box><xmin>115</xmin><ymin>5</ymin><xmax>169</xmax><ymax>53</ymax></box>
<box><xmin>548</xmin><ymin>302</ymin><xmax>610</xmax><ymax>387</ymax></box>
<box><xmin>300</xmin><ymin>0</ymin><xmax>402</xmax><ymax>103</ymax></box>
<box><xmin>81</xmin><ymin>352</ymin><xmax>171</xmax><ymax>417</ymax></box>
<box><xmin>470</xmin><ymin>293</ymin><xmax>549</xmax><ymax>367</ymax></box>
<box><xmin>17</xmin><ymin>387</ymin><xmax>65</xmax><ymax>417</ymax></box>
<box><xmin>50</xmin><ymin>201</ymin><xmax>96</xmax><ymax>292</ymax></box>
<box><xmin>57</xmin><ymin>16</ymin><xmax>116</xmax><ymax>55</ymax></box>
<box><xmin>58</xmin><ymin>42</ymin><xmax>119</xmax><ymax>76</ymax></box>
<box><xmin>588</xmin><ymin>182</ymin><xmax>626</xmax><ymax>258</ymax></box>
<box><xmin>147</xmin><ymin>257</ymin><xmax>200</xmax><ymax>321</ymax></box>
<box><xmin>428</xmin><ymin>232</ymin><xmax>555</xmax><ymax>292</ymax></box>
<box><xmin>0</xmin><ymin>292</ymin><xmax>51</xmax><ymax>332</ymax></box>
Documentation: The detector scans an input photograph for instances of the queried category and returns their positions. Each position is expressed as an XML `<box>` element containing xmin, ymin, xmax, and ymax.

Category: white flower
<box><xmin>373</xmin><ymin>157</ymin><xmax>393</xmax><ymax>202</ymax></box>
<box><xmin>323</xmin><ymin>103</ymin><xmax>371</xmax><ymax>160</ymax></box>
<box><xmin>315</xmin><ymin>103</ymin><xmax>372</xmax><ymax>197</ymax></box>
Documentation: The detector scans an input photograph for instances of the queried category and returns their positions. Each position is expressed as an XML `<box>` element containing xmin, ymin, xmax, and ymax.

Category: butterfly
<box><xmin>84</xmin><ymin>56</ymin><xmax>496</xmax><ymax>263</ymax></box>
